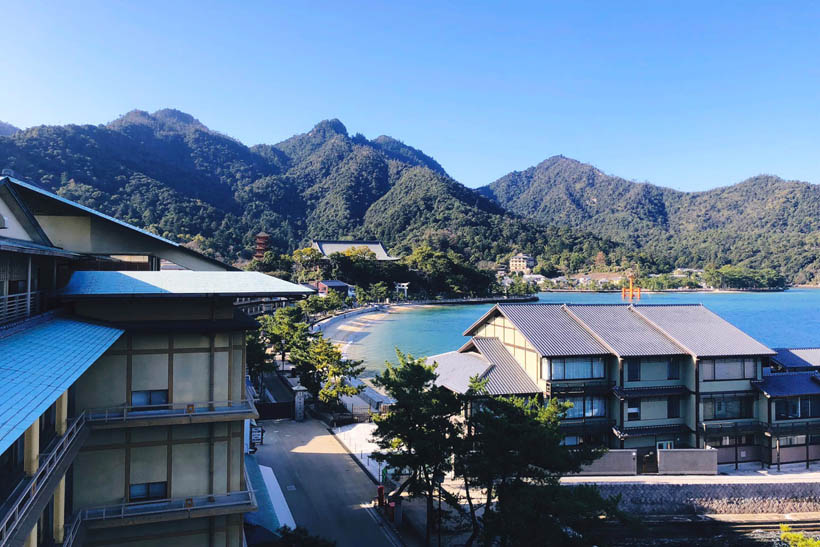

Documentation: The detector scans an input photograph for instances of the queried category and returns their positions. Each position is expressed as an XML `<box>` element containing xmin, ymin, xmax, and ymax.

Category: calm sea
<box><xmin>348</xmin><ymin>289</ymin><xmax>820</xmax><ymax>376</ymax></box>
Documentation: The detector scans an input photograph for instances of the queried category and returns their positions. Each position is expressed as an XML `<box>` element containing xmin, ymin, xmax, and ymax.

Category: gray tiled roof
<box><xmin>483</xmin><ymin>304</ymin><xmax>610</xmax><ymax>357</ymax></box>
<box><xmin>772</xmin><ymin>348</ymin><xmax>820</xmax><ymax>370</ymax></box>
<box><xmin>428</xmin><ymin>351</ymin><xmax>491</xmax><ymax>394</ymax></box>
<box><xmin>312</xmin><ymin>240</ymin><xmax>398</xmax><ymax>260</ymax></box>
<box><xmin>0</xmin><ymin>316</ymin><xmax>124</xmax><ymax>455</ymax></box>
<box><xmin>567</xmin><ymin>305</ymin><xmax>685</xmax><ymax>357</ymax></box>
<box><xmin>471</xmin><ymin>337</ymin><xmax>541</xmax><ymax>395</ymax></box>
<box><xmin>61</xmin><ymin>271</ymin><xmax>314</xmax><ymax>298</ymax></box>
<box><xmin>753</xmin><ymin>371</ymin><xmax>820</xmax><ymax>397</ymax></box>
<box><xmin>632</xmin><ymin>305</ymin><xmax>775</xmax><ymax>357</ymax></box>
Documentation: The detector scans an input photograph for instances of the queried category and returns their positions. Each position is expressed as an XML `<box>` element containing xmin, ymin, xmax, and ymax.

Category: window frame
<box><xmin>131</xmin><ymin>389</ymin><xmax>170</xmax><ymax>410</ymax></box>
<box><xmin>129</xmin><ymin>481</ymin><xmax>168</xmax><ymax>502</ymax></box>
<box><xmin>550</xmin><ymin>357</ymin><xmax>606</xmax><ymax>381</ymax></box>
<box><xmin>627</xmin><ymin>399</ymin><xmax>641</xmax><ymax>421</ymax></box>
<box><xmin>701</xmin><ymin>358</ymin><xmax>759</xmax><ymax>382</ymax></box>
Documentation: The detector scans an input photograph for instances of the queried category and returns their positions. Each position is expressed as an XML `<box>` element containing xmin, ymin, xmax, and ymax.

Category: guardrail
<box><xmin>86</xmin><ymin>387</ymin><xmax>258</xmax><ymax>424</ymax></box>
<box><xmin>61</xmin><ymin>512</ymin><xmax>83</xmax><ymax>547</ymax></box>
<box><xmin>0</xmin><ymin>412</ymin><xmax>86</xmax><ymax>547</ymax></box>
<box><xmin>79</xmin><ymin>469</ymin><xmax>256</xmax><ymax>525</ymax></box>
<box><xmin>0</xmin><ymin>291</ymin><xmax>42</xmax><ymax>326</ymax></box>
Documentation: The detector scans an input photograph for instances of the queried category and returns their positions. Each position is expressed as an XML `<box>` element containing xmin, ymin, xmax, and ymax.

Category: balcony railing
<box><xmin>0</xmin><ymin>291</ymin><xmax>43</xmax><ymax>327</ymax></box>
<box><xmin>0</xmin><ymin>412</ymin><xmax>86</xmax><ymax>547</ymax></box>
<box><xmin>86</xmin><ymin>387</ymin><xmax>258</xmax><ymax>425</ymax></box>
<box><xmin>79</xmin><ymin>469</ymin><xmax>257</xmax><ymax>528</ymax></box>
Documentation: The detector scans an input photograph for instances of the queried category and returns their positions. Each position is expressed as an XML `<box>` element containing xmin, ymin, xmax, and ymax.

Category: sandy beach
<box><xmin>320</xmin><ymin>305</ymin><xmax>424</xmax><ymax>358</ymax></box>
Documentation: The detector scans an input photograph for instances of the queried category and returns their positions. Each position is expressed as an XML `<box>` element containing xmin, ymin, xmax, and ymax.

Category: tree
<box><xmin>260</xmin><ymin>307</ymin><xmax>312</xmax><ymax>365</ymax></box>
<box><xmin>455</xmin><ymin>395</ymin><xmax>618</xmax><ymax>546</ymax></box>
<box><xmin>781</xmin><ymin>525</ymin><xmax>820</xmax><ymax>547</ymax></box>
<box><xmin>298</xmin><ymin>295</ymin><xmax>327</xmax><ymax>321</ymax></box>
<box><xmin>292</xmin><ymin>247</ymin><xmax>325</xmax><ymax>283</ymax></box>
<box><xmin>369</xmin><ymin>281</ymin><xmax>390</xmax><ymax>302</ymax></box>
<box><xmin>245</xmin><ymin>331</ymin><xmax>271</xmax><ymax>389</ymax></box>
<box><xmin>290</xmin><ymin>334</ymin><xmax>364</xmax><ymax>406</ymax></box>
<box><xmin>371</xmin><ymin>350</ymin><xmax>462</xmax><ymax>546</ymax></box>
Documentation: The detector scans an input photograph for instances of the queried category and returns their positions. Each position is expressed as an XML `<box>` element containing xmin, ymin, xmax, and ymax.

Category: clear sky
<box><xmin>2</xmin><ymin>1</ymin><xmax>818</xmax><ymax>190</ymax></box>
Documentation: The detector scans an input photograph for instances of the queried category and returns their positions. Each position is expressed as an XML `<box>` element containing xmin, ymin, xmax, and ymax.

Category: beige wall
<box><xmin>475</xmin><ymin>314</ymin><xmax>542</xmax><ymax>389</ymax></box>
<box><xmin>74</xmin><ymin>331</ymin><xmax>243</xmax><ymax>410</ymax></box>
<box><xmin>73</xmin><ymin>422</ymin><xmax>245</xmax><ymax>510</ymax></box>
<box><xmin>0</xmin><ymin>194</ymin><xmax>35</xmax><ymax>241</ymax></box>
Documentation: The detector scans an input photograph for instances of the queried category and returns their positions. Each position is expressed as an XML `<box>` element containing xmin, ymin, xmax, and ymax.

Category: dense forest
<box><xmin>480</xmin><ymin>156</ymin><xmax>820</xmax><ymax>283</ymax></box>
<box><xmin>0</xmin><ymin>110</ymin><xmax>640</xmax><ymax>274</ymax></box>
<box><xmin>0</xmin><ymin>110</ymin><xmax>817</xmax><ymax>282</ymax></box>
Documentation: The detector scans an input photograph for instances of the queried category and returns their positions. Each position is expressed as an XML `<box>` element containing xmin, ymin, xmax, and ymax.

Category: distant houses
<box><xmin>306</xmin><ymin>279</ymin><xmax>355</xmax><ymax>298</ymax></box>
<box><xmin>430</xmin><ymin>302</ymin><xmax>820</xmax><ymax>469</ymax></box>
<box><xmin>311</xmin><ymin>239</ymin><xmax>399</xmax><ymax>261</ymax></box>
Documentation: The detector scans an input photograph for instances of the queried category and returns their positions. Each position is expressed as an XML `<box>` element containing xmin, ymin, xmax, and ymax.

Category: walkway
<box><xmin>254</xmin><ymin>418</ymin><xmax>407</xmax><ymax>547</ymax></box>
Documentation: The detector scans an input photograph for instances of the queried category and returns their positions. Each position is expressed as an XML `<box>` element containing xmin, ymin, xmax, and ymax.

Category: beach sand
<box><xmin>320</xmin><ymin>306</ymin><xmax>422</xmax><ymax>358</ymax></box>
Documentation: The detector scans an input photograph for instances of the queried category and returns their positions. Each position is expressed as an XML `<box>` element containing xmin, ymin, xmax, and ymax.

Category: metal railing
<box><xmin>86</xmin><ymin>387</ymin><xmax>258</xmax><ymax>424</ymax></box>
<box><xmin>0</xmin><ymin>412</ymin><xmax>86</xmax><ymax>547</ymax></box>
<box><xmin>0</xmin><ymin>291</ymin><xmax>42</xmax><ymax>326</ymax></box>
<box><xmin>79</xmin><ymin>469</ymin><xmax>256</xmax><ymax>525</ymax></box>
<box><xmin>61</xmin><ymin>512</ymin><xmax>83</xmax><ymax>547</ymax></box>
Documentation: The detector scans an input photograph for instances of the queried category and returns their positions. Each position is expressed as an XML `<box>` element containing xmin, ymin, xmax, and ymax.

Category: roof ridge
<box><xmin>627</xmin><ymin>306</ymin><xmax>696</xmax><ymax>357</ymax></box>
<box><xmin>560</xmin><ymin>304</ymin><xmax>621</xmax><ymax>358</ymax></box>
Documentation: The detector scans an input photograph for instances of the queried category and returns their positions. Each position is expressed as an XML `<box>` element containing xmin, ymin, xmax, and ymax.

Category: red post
<box><xmin>377</xmin><ymin>485</ymin><xmax>385</xmax><ymax>507</ymax></box>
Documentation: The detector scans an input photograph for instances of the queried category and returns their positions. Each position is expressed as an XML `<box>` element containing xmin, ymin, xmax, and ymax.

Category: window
<box><xmin>565</xmin><ymin>397</ymin><xmax>584</xmax><ymax>419</ymax></box>
<box><xmin>561</xmin><ymin>435</ymin><xmax>581</xmax><ymax>446</ymax></box>
<box><xmin>667</xmin><ymin>359</ymin><xmax>680</xmax><ymax>380</ymax></box>
<box><xmin>627</xmin><ymin>399</ymin><xmax>641</xmax><ymax>421</ymax></box>
<box><xmin>667</xmin><ymin>396</ymin><xmax>680</xmax><ymax>419</ymax></box>
<box><xmin>701</xmin><ymin>358</ymin><xmax>758</xmax><ymax>381</ymax></box>
<box><xmin>541</xmin><ymin>357</ymin><xmax>550</xmax><ymax>380</ymax></box>
<box><xmin>702</xmin><ymin>397</ymin><xmax>754</xmax><ymax>420</ymax></box>
<box><xmin>129</xmin><ymin>481</ymin><xmax>167</xmax><ymax>502</ymax></box>
<box><xmin>585</xmin><ymin>396</ymin><xmax>606</xmax><ymax>418</ymax></box>
<box><xmin>775</xmin><ymin>396</ymin><xmax>820</xmax><ymax>420</ymax></box>
<box><xmin>550</xmin><ymin>358</ymin><xmax>606</xmax><ymax>380</ymax></box>
<box><xmin>779</xmin><ymin>435</ymin><xmax>807</xmax><ymax>447</ymax></box>
<box><xmin>131</xmin><ymin>390</ymin><xmax>169</xmax><ymax>410</ymax></box>
<box><xmin>627</xmin><ymin>359</ymin><xmax>641</xmax><ymax>382</ymax></box>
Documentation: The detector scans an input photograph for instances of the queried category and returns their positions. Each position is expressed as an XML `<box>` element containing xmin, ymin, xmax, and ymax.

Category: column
<box><xmin>24</xmin><ymin>527</ymin><xmax>36</xmax><ymax>547</ymax></box>
<box><xmin>53</xmin><ymin>475</ymin><xmax>66</xmax><ymax>543</ymax></box>
<box><xmin>56</xmin><ymin>391</ymin><xmax>68</xmax><ymax>436</ymax></box>
<box><xmin>25</xmin><ymin>255</ymin><xmax>31</xmax><ymax>317</ymax></box>
<box><xmin>24</xmin><ymin>418</ymin><xmax>39</xmax><ymax>476</ymax></box>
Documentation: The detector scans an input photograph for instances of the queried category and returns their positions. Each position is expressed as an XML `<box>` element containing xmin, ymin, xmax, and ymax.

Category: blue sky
<box><xmin>1</xmin><ymin>1</ymin><xmax>818</xmax><ymax>190</ymax></box>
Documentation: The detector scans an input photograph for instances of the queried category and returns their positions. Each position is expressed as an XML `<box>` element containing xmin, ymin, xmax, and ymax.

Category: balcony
<box><xmin>80</xmin><ymin>470</ymin><xmax>257</xmax><ymax>530</ymax></box>
<box><xmin>85</xmin><ymin>387</ymin><xmax>258</xmax><ymax>428</ymax></box>
<box><xmin>0</xmin><ymin>413</ymin><xmax>88</xmax><ymax>547</ymax></box>
<box><xmin>547</xmin><ymin>380</ymin><xmax>614</xmax><ymax>397</ymax></box>
<box><xmin>0</xmin><ymin>291</ymin><xmax>43</xmax><ymax>327</ymax></box>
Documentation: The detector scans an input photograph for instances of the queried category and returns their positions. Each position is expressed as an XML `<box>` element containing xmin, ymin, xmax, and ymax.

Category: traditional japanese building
<box><xmin>310</xmin><ymin>240</ymin><xmax>398</xmax><ymax>261</ymax></box>
<box><xmin>430</xmin><ymin>303</ymin><xmax>820</xmax><ymax>470</ymax></box>
<box><xmin>0</xmin><ymin>175</ymin><xmax>312</xmax><ymax>547</ymax></box>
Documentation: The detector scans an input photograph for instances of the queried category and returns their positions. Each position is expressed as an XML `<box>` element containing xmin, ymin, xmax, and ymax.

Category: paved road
<box><xmin>255</xmin><ymin>418</ymin><xmax>407</xmax><ymax>547</ymax></box>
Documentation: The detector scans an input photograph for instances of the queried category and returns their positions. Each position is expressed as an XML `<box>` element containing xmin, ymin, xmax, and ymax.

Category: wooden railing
<box><xmin>0</xmin><ymin>291</ymin><xmax>42</xmax><ymax>326</ymax></box>
<box><xmin>0</xmin><ymin>412</ymin><xmax>86</xmax><ymax>547</ymax></box>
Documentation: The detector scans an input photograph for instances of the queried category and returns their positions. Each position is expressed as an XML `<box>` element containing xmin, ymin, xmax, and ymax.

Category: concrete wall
<box><xmin>716</xmin><ymin>445</ymin><xmax>761</xmax><ymax>464</ymax></box>
<box><xmin>73</xmin><ymin>422</ymin><xmax>245</xmax><ymax>510</ymax></box>
<box><xmin>575</xmin><ymin>450</ymin><xmax>637</xmax><ymax>475</ymax></box>
<box><xmin>657</xmin><ymin>449</ymin><xmax>717</xmax><ymax>475</ymax></box>
<box><xmin>587</xmin><ymin>482</ymin><xmax>820</xmax><ymax>515</ymax></box>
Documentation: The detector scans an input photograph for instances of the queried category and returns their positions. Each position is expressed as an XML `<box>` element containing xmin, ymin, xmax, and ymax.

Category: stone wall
<box><xmin>657</xmin><ymin>449</ymin><xmax>717</xmax><ymax>475</ymax></box>
<box><xmin>575</xmin><ymin>450</ymin><xmax>637</xmax><ymax>475</ymax></box>
<box><xmin>589</xmin><ymin>482</ymin><xmax>820</xmax><ymax>514</ymax></box>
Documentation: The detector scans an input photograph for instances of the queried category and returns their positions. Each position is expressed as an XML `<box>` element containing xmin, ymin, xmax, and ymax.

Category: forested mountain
<box><xmin>0</xmin><ymin>121</ymin><xmax>19</xmax><ymax>137</ymax></box>
<box><xmin>480</xmin><ymin>156</ymin><xmax>820</xmax><ymax>283</ymax></box>
<box><xmin>0</xmin><ymin>110</ymin><xmax>627</xmax><ymax>273</ymax></box>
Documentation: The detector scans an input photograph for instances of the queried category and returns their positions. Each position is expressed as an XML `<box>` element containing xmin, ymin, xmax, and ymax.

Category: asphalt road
<box><xmin>255</xmin><ymin>418</ymin><xmax>407</xmax><ymax>547</ymax></box>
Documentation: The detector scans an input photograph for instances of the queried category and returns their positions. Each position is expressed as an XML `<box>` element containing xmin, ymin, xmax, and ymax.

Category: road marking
<box><xmin>363</xmin><ymin>504</ymin><xmax>404</xmax><ymax>547</ymax></box>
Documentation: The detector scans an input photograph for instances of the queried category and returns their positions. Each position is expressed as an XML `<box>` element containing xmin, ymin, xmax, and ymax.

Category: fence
<box><xmin>256</xmin><ymin>401</ymin><xmax>295</xmax><ymax>420</ymax></box>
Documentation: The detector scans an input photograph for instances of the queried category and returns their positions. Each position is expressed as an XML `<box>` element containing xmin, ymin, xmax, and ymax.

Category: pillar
<box><xmin>24</xmin><ymin>418</ymin><xmax>39</xmax><ymax>476</ymax></box>
<box><xmin>25</xmin><ymin>255</ymin><xmax>31</xmax><ymax>317</ymax></box>
<box><xmin>294</xmin><ymin>386</ymin><xmax>307</xmax><ymax>421</ymax></box>
<box><xmin>24</xmin><ymin>527</ymin><xmax>36</xmax><ymax>547</ymax></box>
<box><xmin>53</xmin><ymin>475</ymin><xmax>66</xmax><ymax>543</ymax></box>
<box><xmin>56</xmin><ymin>391</ymin><xmax>68</xmax><ymax>436</ymax></box>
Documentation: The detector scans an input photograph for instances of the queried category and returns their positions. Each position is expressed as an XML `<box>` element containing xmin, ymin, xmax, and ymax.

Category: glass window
<box><xmin>130</xmin><ymin>481</ymin><xmax>167</xmax><ymax>501</ymax></box>
<box><xmin>565</xmin><ymin>397</ymin><xmax>584</xmax><ymax>419</ymax></box>
<box><xmin>148</xmin><ymin>482</ymin><xmax>167</xmax><ymax>499</ymax></box>
<box><xmin>812</xmin><ymin>396</ymin><xmax>820</xmax><ymax>418</ymax></box>
<box><xmin>704</xmin><ymin>396</ymin><xmax>754</xmax><ymax>420</ymax></box>
<box><xmin>565</xmin><ymin>358</ymin><xmax>590</xmax><ymax>380</ymax></box>
<box><xmin>131</xmin><ymin>391</ymin><xmax>150</xmax><ymax>407</ymax></box>
<box><xmin>701</xmin><ymin>359</ymin><xmax>714</xmax><ymax>381</ymax></box>
<box><xmin>552</xmin><ymin>359</ymin><xmax>565</xmax><ymax>380</ymax></box>
<box><xmin>667</xmin><ymin>359</ymin><xmax>680</xmax><ymax>380</ymax></box>
<box><xmin>541</xmin><ymin>357</ymin><xmax>550</xmax><ymax>380</ymax></box>
<box><xmin>715</xmin><ymin>360</ymin><xmax>743</xmax><ymax>380</ymax></box>
<box><xmin>585</xmin><ymin>396</ymin><xmax>606</xmax><ymax>418</ymax></box>
<box><xmin>627</xmin><ymin>359</ymin><xmax>641</xmax><ymax>382</ymax></box>
<box><xmin>627</xmin><ymin>399</ymin><xmax>641</xmax><ymax>421</ymax></box>
<box><xmin>744</xmin><ymin>359</ymin><xmax>756</xmax><ymax>379</ymax></box>
<box><xmin>129</xmin><ymin>483</ymin><xmax>148</xmax><ymax>501</ymax></box>
<box><xmin>667</xmin><ymin>396</ymin><xmax>680</xmax><ymax>419</ymax></box>
<box><xmin>561</xmin><ymin>435</ymin><xmax>581</xmax><ymax>446</ymax></box>
<box><xmin>132</xmin><ymin>390</ymin><xmax>169</xmax><ymax>409</ymax></box>
<box><xmin>592</xmin><ymin>358</ymin><xmax>605</xmax><ymax>379</ymax></box>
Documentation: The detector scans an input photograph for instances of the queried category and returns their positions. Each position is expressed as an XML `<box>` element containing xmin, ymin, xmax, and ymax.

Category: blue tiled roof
<box><xmin>772</xmin><ymin>348</ymin><xmax>820</xmax><ymax>370</ymax></box>
<box><xmin>0</xmin><ymin>316</ymin><xmax>123</xmax><ymax>454</ymax></box>
<box><xmin>753</xmin><ymin>371</ymin><xmax>820</xmax><ymax>398</ymax></box>
<box><xmin>60</xmin><ymin>271</ymin><xmax>315</xmax><ymax>298</ymax></box>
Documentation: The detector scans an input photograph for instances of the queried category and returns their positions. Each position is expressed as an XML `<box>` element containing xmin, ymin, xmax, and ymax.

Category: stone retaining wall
<box><xmin>589</xmin><ymin>482</ymin><xmax>820</xmax><ymax>514</ymax></box>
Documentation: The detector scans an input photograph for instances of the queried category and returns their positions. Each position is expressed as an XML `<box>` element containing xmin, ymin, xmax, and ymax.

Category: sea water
<box><xmin>348</xmin><ymin>290</ymin><xmax>820</xmax><ymax>376</ymax></box>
